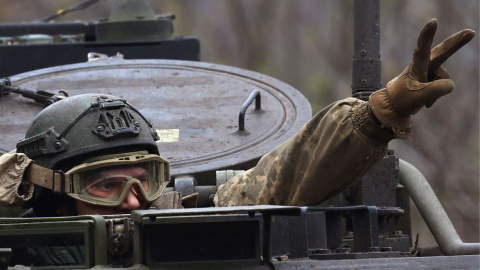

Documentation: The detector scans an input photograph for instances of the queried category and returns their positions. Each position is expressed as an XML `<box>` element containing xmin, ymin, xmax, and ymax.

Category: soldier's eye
<box><xmin>85</xmin><ymin>178</ymin><xmax>123</xmax><ymax>198</ymax></box>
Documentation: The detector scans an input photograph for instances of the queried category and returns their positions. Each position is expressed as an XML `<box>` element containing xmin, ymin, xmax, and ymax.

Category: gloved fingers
<box><xmin>429</xmin><ymin>65</ymin><xmax>450</xmax><ymax>81</ymax></box>
<box><xmin>430</xmin><ymin>29</ymin><xmax>476</xmax><ymax>73</ymax></box>
<box><xmin>423</xmin><ymin>78</ymin><xmax>455</xmax><ymax>108</ymax></box>
<box><xmin>410</xmin><ymin>19</ymin><xmax>437</xmax><ymax>82</ymax></box>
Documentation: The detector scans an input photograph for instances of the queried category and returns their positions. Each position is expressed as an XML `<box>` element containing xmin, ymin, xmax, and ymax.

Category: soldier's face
<box><xmin>75</xmin><ymin>167</ymin><xmax>150</xmax><ymax>215</ymax></box>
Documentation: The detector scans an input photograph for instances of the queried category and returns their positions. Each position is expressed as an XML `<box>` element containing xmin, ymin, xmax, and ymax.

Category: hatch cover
<box><xmin>0</xmin><ymin>58</ymin><xmax>312</xmax><ymax>176</ymax></box>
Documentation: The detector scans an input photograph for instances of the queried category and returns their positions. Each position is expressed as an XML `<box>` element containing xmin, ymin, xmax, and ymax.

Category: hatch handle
<box><xmin>238</xmin><ymin>90</ymin><xmax>261</xmax><ymax>131</ymax></box>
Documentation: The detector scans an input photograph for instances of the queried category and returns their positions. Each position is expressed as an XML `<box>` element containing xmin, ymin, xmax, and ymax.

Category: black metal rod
<box><xmin>261</xmin><ymin>213</ymin><xmax>275</xmax><ymax>269</ymax></box>
<box><xmin>238</xmin><ymin>89</ymin><xmax>261</xmax><ymax>131</ymax></box>
<box><xmin>352</xmin><ymin>0</ymin><xmax>381</xmax><ymax>100</ymax></box>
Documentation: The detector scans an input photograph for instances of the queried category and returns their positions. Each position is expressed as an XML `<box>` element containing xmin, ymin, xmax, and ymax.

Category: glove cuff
<box><xmin>369</xmin><ymin>89</ymin><xmax>412</xmax><ymax>139</ymax></box>
<box><xmin>351</xmin><ymin>101</ymin><xmax>395</xmax><ymax>147</ymax></box>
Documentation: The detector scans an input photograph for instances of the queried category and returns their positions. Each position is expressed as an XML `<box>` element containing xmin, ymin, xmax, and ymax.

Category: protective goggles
<box><xmin>25</xmin><ymin>153</ymin><xmax>170</xmax><ymax>207</ymax></box>
<box><xmin>66</xmin><ymin>154</ymin><xmax>170</xmax><ymax>206</ymax></box>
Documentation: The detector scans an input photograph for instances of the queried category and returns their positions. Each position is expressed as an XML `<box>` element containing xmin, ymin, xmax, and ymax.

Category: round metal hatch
<box><xmin>0</xmin><ymin>58</ymin><xmax>312</xmax><ymax>177</ymax></box>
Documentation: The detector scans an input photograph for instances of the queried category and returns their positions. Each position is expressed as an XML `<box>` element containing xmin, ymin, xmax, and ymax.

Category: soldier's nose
<box><xmin>118</xmin><ymin>189</ymin><xmax>142</xmax><ymax>211</ymax></box>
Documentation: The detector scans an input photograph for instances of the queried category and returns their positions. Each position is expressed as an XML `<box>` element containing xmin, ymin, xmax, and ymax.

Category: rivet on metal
<box><xmin>54</xmin><ymin>141</ymin><xmax>62</xmax><ymax>149</ymax></box>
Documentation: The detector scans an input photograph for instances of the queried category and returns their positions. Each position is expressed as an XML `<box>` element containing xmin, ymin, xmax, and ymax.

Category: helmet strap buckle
<box><xmin>52</xmin><ymin>170</ymin><xmax>66</xmax><ymax>194</ymax></box>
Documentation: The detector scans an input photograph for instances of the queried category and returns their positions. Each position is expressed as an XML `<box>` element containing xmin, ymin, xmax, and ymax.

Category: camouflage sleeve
<box><xmin>214</xmin><ymin>98</ymin><xmax>395</xmax><ymax>206</ymax></box>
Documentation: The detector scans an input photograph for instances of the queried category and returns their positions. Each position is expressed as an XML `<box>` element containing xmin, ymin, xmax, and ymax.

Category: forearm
<box><xmin>214</xmin><ymin>98</ymin><xmax>395</xmax><ymax>206</ymax></box>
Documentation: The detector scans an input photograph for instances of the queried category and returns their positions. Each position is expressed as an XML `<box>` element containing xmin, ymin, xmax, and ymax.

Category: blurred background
<box><xmin>0</xmin><ymin>0</ymin><xmax>478</xmax><ymax>246</ymax></box>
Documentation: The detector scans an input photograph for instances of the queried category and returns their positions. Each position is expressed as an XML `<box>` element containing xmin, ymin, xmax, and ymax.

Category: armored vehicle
<box><xmin>0</xmin><ymin>0</ymin><xmax>478</xmax><ymax>269</ymax></box>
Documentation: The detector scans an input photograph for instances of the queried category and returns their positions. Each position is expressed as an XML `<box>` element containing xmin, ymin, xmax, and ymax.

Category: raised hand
<box><xmin>369</xmin><ymin>19</ymin><xmax>475</xmax><ymax>139</ymax></box>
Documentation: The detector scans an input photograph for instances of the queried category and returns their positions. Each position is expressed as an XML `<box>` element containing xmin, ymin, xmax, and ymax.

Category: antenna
<box><xmin>352</xmin><ymin>0</ymin><xmax>381</xmax><ymax>100</ymax></box>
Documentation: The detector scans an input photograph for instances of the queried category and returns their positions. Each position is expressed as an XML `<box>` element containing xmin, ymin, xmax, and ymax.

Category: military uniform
<box><xmin>214</xmin><ymin>98</ymin><xmax>393</xmax><ymax>207</ymax></box>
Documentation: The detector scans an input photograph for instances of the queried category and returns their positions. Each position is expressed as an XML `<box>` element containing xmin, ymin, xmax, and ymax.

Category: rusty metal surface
<box><xmin>0</xmin><ymin>58</ymin><xmax>312</xmax><ymax>177</ymax></box>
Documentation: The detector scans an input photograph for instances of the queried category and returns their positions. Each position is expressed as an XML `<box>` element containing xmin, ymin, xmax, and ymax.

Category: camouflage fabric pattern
<box><xmin>151</xmin><ymin>191</ymin><xmax>183</xmax><ymax>209</ymax></box>
<box><xmin>0</xmin><ymin>151</ymin><xmax>35</xmax><ymax>206</ymax></box>
<box><xmin>214</xmin><ymin>98</ymin><xmax>395</xmax><ymax>207</ymax></box>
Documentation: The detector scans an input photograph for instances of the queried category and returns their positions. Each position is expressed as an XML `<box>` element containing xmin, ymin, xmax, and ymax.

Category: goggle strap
<box><xmin>24</xmin><ymin>162</ymin><xmax>72</xmax><ymax>193</ymax></box>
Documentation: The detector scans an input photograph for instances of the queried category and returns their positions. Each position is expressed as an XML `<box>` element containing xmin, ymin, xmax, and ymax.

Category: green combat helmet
<box><xmin>16</xmin><ymin>94</ymin><xmax>165</xmax><ymax>216</ymax></box>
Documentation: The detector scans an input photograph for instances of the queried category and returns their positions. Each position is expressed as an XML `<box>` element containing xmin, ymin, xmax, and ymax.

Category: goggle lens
<box><xmin>83</xmin><ymin>168</ymin><xmax>150</xmax><ymax>199</ymax></box>
<box><xmin>67</xmin><ymin>154</ymin><xmax>169</xmax><ymax>206</ymax></box>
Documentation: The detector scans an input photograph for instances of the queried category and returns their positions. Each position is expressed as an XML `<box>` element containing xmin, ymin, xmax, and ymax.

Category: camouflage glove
<box><xmin>369</xmin><ymin>19</ymin><xmax>475</xmax><ymax>139</ymax></box>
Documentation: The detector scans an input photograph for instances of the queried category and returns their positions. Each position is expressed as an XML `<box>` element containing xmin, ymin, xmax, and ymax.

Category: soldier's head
<box><xmin>17</xmin><ymin>94</ymin><xmax>169</xmax><ymax>216</ymax></box>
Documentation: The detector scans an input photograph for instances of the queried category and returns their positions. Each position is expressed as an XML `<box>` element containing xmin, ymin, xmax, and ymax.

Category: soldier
<box><xmin>0</xmin><ymin>19</ymin><xmax>475</xmax><ymax>216</ymax></box>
